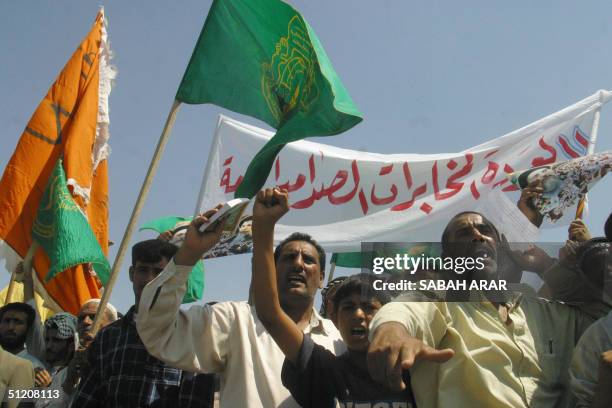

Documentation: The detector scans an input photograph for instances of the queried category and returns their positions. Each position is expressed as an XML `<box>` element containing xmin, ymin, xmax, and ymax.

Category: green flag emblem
<box><xmin>32</xmin><ymin>160</ymin><xmax>110</xmax><ymax>284</ymax></box>
<box><xmin>176</xmin><ymin>0</ymin><xmax>363</xmax><ymax>198</ymax></box>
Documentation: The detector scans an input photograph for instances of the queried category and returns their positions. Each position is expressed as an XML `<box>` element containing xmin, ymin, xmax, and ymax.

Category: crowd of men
<box><xmin>1</xmin><ymin>183</ymin><xmax>611</xmax><ymax>407</ymax></box>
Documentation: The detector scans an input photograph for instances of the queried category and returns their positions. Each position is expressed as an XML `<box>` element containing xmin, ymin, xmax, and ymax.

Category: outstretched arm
<box><xmin>136</xmin><ymin>206</ymin><xmax>231</xmax><ymax>373</ymax></box>
<box><xmin>367</xmin><ymin>301</ymin><xmax>454</xmax><ymax>391</ymax></box>
<box><xmin>251</xmin><ymin>188</ymin><xmax>303</xmax><ymax>364</ymax></box>
<box><xmin>21</xmin><ymin>261</ymin><xmax>45</xmax><ymax>362</ymax></box>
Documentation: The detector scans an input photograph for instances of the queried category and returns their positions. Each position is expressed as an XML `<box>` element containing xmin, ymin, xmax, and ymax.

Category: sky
<box><xmin>1</xmin><ymin>0</ymin><xmax>611</xmax><ymax>313</ymax></box>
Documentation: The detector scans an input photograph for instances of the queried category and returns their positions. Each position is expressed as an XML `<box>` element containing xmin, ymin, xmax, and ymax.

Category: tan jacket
<box><xmin>0</xmin><ymin>345</ymin><xmax>35</xmax><ymax>408</ymax></box>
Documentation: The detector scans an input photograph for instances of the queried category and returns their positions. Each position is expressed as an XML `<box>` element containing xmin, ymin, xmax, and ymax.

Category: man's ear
<box><xmin>319</xmin><ymin>270</ymin><xmax>325</xmax><ymax>289</ymax></box>
<box><xmin>128</xmin><ymin>266</ymin><xmax>134</xmax><ymax>283</ymax></box>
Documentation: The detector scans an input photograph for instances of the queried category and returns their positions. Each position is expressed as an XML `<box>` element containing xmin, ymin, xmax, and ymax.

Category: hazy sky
<box><xmin>1</xmin><ymin>1</ymin><xmax>611</xmax><ymax>313</ymax></box>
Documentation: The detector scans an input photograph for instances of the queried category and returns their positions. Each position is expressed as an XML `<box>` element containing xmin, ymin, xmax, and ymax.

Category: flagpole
<box><xmin>6</xmin><ymin>242</ymin><xmax>39</xmax><ymax>303</ymax></box>
<box><xmin>326</xmin><ymin>261</ymin><xmax>336</xmax><ymax>285</ymax></box>
<box><xmin>90</xmin><ymin>100</ymin><xmax>181</xmax><ymax>336</ymax></box>
<box><xmin>575</xmin><ymin>100</ymin><xmax>603</xmax><ymax>219</ymax></box>
<box><xmin>4</xmin><ymin>271</ymin><xmax>17</xmax><ymax>303</ymax></box>
<box><xmin>193</xmin><ymin>115</ymin><xmax>224</xmax><ymax>217</ymax></box>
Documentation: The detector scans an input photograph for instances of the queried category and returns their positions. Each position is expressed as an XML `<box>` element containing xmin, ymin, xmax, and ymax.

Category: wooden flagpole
<box><xmin>326</xmin><ymin>261</ymin><xmax>336</xmax><ymax>285</ymax></box>
<box><xmin>575</xmin><ymin>99</ymin><xmax>603</xmax><ymax>219</ymax></box>
<box><xmin>193</xmin><ymin>115</ymin><xmax>224</xmax><ymax>217</ymax></box>
<box><xmin>4</xmin><ymin>271</ymin><xmax>17</xmax><ymax>303</ymax></box>
<box><xmin>90</xmin><ymin>100</ymin><xmax>181</xmax><ymax>336</ymax></box>
<box><xmin>5</xmin><ymin>242</ymin><xmax>38</xmax><ymax>303</ymax></box>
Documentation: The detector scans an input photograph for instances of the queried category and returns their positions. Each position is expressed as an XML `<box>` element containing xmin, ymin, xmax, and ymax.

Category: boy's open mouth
<box><xmin>350</xmin><ymin>326</ymin><xmax>367</xmax><ymax>337</ymax></box>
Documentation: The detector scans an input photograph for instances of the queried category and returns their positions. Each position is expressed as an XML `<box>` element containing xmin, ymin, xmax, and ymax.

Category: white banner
<box><xmin>197</xmin><ymin>90</ymin><xmax>611</xmax><ymax>252</ymax></box>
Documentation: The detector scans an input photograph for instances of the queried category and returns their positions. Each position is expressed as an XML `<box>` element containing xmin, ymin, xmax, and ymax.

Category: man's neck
<box><xmin>282</xmin><ymin>301</ymin><xmax>314</xmax><ymax>330</ymax></box>
<box><xmin>4</xmin><ymin>344</ymin><xmax>25</xmax><ymax>355</ymax></box>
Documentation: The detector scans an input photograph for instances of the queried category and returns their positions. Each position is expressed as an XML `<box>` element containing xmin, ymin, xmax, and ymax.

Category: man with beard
<box><xmin>34</xmin><ymin>313</ymin><xmax>79</xmax><ymax>408</ymax></box>
<box><xmin>367</xmin><ymin>211</ymin><xmax>610</xmax><ymax>408</ymax></box>
<box><xmin>136</xmin><ymin>200</ymin><xmax>344</xmax><ymax>408</ymax></box>
<box><xmin>0</xmin><ymin>302</ymin><xmax>44</xmax><ymax>369</ymax></box>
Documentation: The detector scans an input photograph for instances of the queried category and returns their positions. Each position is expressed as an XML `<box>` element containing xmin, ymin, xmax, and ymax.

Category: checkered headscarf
<box><xmin>44</xmin><ymin>312</ymin><xmax>77</xmax><ymax>340</ymax></box>
<box><xmin>319</xmin><ymin>276</ymin><xmax>349</xmax><ymax>317</ymax></box>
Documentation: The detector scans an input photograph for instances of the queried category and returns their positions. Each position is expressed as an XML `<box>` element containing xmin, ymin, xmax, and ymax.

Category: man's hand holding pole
<box><xmin>174</xmin><ymin>204</ymin><xmax>226</xmax><ymax>267</ymax></box>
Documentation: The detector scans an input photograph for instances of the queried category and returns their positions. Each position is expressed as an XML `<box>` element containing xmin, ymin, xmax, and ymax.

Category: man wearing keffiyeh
<box><xmin>34</xmin><ymin>313</ymin><xmax>78</xmax><ymax>386</ymax></box>
<box><xmin>43</xmin><ymin>313</ymin><xmax>77</xmax><ymax>369</ymax></box>
<box><xmin>34</xmin><ymin>312</ymin><xmax>79</xmax><ymax>407</ymax></box>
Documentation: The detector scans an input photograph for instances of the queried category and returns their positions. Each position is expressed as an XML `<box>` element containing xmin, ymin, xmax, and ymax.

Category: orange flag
<box><xmin>0</xmin><ymin>9</ymin><xmax>115</xmax><ymax>314</ymax></box>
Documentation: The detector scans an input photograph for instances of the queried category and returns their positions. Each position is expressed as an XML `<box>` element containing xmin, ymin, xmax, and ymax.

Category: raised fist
<box><xmin>253</xmin><ymin>188</ymin><xmax>289</xmax><ymax>226</ymax></box>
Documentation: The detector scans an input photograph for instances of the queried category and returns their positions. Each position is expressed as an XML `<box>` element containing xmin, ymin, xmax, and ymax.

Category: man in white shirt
<box><xmin>137</xmin><ymin>206</ymin><xmax>344</xmax><ymax>408</ymax></box>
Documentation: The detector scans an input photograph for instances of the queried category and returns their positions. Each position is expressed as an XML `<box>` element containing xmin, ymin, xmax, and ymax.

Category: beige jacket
<box><xmin>0</xmin><ymin>345</ymin><xmax>35</xmax><ymax>408</ymax></box>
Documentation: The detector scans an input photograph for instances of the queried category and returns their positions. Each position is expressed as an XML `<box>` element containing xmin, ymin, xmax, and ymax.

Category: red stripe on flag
<box><xmin>358</xmin><ymin>190</ymin><xmax>369</xmax><ymax>215</ymax></box>
<box><xmin>275</xmin><ymin>158</ymin><xmax>280</xmax><ymax>180</ymax></box>
<box><xmin>308</xmin><ymin>155</ymin><xmax>315</xmax><ymax>182</ymax></box>
<box><xmin>420</xmin><ymin>203</ymin><xmax>432</xmax><ymax>214</ymax></box>
<box><xmin>402</xmin><ymin>162</ymin><xmax>413</xmax><ymax>188</ymax></box>
<box><xmin>558</xmin><ymin>136</ymin><xmax>580</xmax><ymax>158</ymax></box>
<box><xmin>470</xmin><ymin>181</ymin><xmax>480</xmax><ymax>199</ymax></box>
<box><xmin>574</xmin><ymin>129</ymin><xmax>589</xmax><ymax>148</ymax></box>
<box><xmin>379</xmin><ymin>164</ymin><xmax>394</xmax><ymax>176</ymax></box>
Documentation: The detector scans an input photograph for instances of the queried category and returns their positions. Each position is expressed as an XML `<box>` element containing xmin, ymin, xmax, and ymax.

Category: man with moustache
<box><xmin>0</xmin><ymin>302</ymin><xmax>45</xmax><ymax>369</ymax></box>
<box><xmin>367</xmin><ymin>211</ymin><xmax>610</xmax><ymax>408</ymax></box>
<box><xmin>76</xmin><ymin>299</ymin><xmax>118</xmax><ymax>347</ymax></box>
<box><xmin>136</xmin><ymin>197</ymin><xmax>344</xmax><ymax>408</ymax></box>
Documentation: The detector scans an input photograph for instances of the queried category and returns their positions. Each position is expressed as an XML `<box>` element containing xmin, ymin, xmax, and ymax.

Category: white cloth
<box><xmin>17</xmin><ymin>349</ymin><xmax>45</xmax><ymax>370</ymax></box>
<box><xmin>25</xmin><ymin>299</ymin><xmax>47</xmax><ymax>368</ymax></box>
<box><xmin>570</xmin><ymin>311</ymin><xmax>612</xmax><ymax>407</ymax></box>
<box><xmin>136</xmin><ymin>259</ymin><xmax>345</xmax><ymax>408</ymax></box>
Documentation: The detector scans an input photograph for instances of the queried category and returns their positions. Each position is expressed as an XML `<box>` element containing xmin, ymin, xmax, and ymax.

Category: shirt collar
<box><xmin>122</xmin><ymin>306</ymin><xmax>136</xmax><ymax>327</ymax></box>
<box><xmin>305</xmin><ymin>307</ymin><xmax>332</xmax><ymax>335</ymax></box>
<box><xmin>252</xmin><ymin>304</ymin><xmax>333</xmax><ymax>335</ymax></box>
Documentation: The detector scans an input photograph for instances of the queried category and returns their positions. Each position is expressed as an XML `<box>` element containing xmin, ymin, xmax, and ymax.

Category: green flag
<box><xmin>330</xmin><ymin>252</ymin><xmax>364</xmax><ymax>269</ymax></box>
<box><xmin>140</xmin><ymin>216</ymin><xmax>204</xmax><ymax>304</ymax></box>
<box><xmin>331</xmin><ymin>244</ymin><xmax>441</xmax><ymax>271</ymax></box>
<box><xmin>32</xmin><ymin>160</ymin><xmax>110</xmax><ymax>284</ymax></box>
<box><xmin>176</xmin><ymin>0</ymin><xmax>363</xmax><ymax>198</ymax></box>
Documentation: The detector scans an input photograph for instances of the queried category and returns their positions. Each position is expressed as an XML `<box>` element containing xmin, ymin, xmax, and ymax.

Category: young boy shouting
<box><xmin>252</xmin><ymin>188</ymin><xmax>416</xmax><ymax>408</ymax></box>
